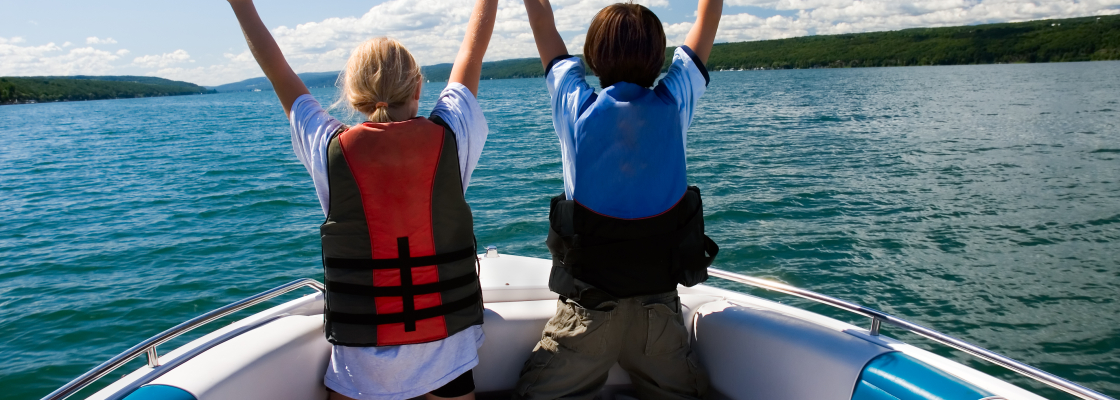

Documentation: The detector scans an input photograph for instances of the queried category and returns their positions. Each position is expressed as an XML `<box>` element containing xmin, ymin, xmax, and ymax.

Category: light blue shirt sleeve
<box><xmin>657</xmin><ymin>46</ymin><xmax>709</xmax><ymax>144</ymax></box>
<box><xmin>430</xmin><ymin>82</ymin><xmax>489</xmax><ymax>195</ymax></box>
<box><xmin>289</xmin><ymin>94</ymin><xmax>343</xmax><ymax>216</ymax></box>
<box><xmin>546</xmin><ymin>57</ymin><xmax>596</xmax><ymax>200</ymax></box>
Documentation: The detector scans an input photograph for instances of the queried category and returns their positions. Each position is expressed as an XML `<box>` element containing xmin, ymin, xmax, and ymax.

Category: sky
<box><xmin>1</xmin><ymin>0</ymin><xmax>1118</xmax><ymax>86</ymax></box>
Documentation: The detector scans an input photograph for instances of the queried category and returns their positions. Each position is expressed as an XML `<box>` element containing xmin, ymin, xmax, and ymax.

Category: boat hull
<box><xmin>84</xmin><ymin>254</ymin><xmax>1045</xmax><ymax>400</ymax></box>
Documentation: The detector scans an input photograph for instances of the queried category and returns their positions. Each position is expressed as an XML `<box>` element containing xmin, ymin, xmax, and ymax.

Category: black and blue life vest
<box><xmin>547</xmin><ymin>83</ymin><xmax>718</xmax><ymax>300</ymax></box>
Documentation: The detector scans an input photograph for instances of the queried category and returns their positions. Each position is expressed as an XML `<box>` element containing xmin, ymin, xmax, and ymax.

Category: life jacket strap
<box><xmin>325</xmin><ymin>290</ymin><xmax>482</xmax><ymax>326</ymax></box>
<box><xmin>325</xmin><ymin>273</ymin><xmax>479</xmax><ymax>297</ymax></box>
<box><xmin>324</xmin><ymin>245</ymin><xmax>477</xmax><ymax>270</ymax></box>
<box><xmin>561</xmin><ymin>197</ymin><xmax>718</xmax><ymax>268</ymax></box>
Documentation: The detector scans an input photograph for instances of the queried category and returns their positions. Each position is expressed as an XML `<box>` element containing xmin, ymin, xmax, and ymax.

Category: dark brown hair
<box><xmin>583</xmin><ymin>3</ymin><xmax>666</xmax><ymax>88</ymax></box>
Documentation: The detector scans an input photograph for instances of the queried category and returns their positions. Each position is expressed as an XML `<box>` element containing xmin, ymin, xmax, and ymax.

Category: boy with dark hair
<box><xmin>515</xmin><ymin>1</ymin><xmax>723</xmax><ymax>399</ymax></box>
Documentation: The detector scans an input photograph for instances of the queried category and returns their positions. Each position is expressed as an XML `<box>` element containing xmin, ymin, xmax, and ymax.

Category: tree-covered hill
<box><xmin>212</xmin><ymin>59</ymin><xmax>546</xmax><ymax>93</ymax></box>
<box><xmin>703</xmin><ymin>14</ymin><xmax>1120</xmax><ymax>70</ymax></box>
<box><xmin>1</xmin><ymin>76</ymin><xmax>214</xmax><ymax>105</ymax></box>
<box><xmin>209</xmin><ymin>71</ymin><xmax>342</xmax><ymax>92</ymax></box>
<box><xmin>210</xmin><ymin>13</ymin><xmax>1120</xmax><ymax>92</ymax></box>
<box><xmin>420</xmin><ymin>58</ymin><xmax>546</xmax><ymax>82</ymax></box>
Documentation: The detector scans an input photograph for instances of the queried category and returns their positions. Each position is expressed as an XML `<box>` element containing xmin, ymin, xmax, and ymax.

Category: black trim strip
<box><xmin>325</xmin><ymin>246</ymin><xmax>476</xmax><ymax>270</ymax></box>
<box><xmin>397</xmin><ymin>237</ymin><xmax>416</xmax><ymax>331</ymax></box>
<box><xmin>546</xmin><ymin>54</ymin><xmax>576</xmax><ymax>75</ymax></box>
<box><xmin>327</xmin><ymin>273</ymin><xmax>478</xmax><ymax>297</ymax></box>
<box><xmin>327</xmin><ymin>291</ymin><xmax>481</xmax><ymax>325</ymax></box>
<box><xmin>679</xmin><ymin>45</ymin><xmax>710</xmax><ymax>86</ymax></box>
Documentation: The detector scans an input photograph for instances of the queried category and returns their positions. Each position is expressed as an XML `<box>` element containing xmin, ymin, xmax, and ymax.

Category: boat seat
<box><xmin>142</xmin><ymin>315</ymin><xmax>331</xmax><ymax>400</ymax></box>
<box><xmin>852</xmin><ymin>352</ymin><xmax>996</xmax><ymax>400</ymax></box>
<box><xmin>476</xmin><ymin>300</ymin><xmax>635</xmax><ymax>394</ymax></box>
<box><xmin>692</xmin><ymin>300</ymin><xmax>892</xmax><ymax>400</ymax></box>
<box><xmin>121</xmin><ymin>293</ymin><xmax>723</xmax><ymax>400</ymax></box>
<box><xmin>476</xmin><ymin>294</ymin><xmax>721</xmax><ymax>395</ymax></box>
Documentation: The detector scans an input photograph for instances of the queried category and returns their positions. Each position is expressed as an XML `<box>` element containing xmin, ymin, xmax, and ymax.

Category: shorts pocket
<box><xmin>644</xmin><ymin>295</ymin><xmax>688</xmax><ymax>356</ymax></box>
<box><xmin>543</xmin><ymin>299</ymin><xmax>611</xmax><ymax>355</ymax></box>
<box><xmin>516</xmin><ymin>346</ymin><xmax>556</xmax><ymax>396</ymax></box>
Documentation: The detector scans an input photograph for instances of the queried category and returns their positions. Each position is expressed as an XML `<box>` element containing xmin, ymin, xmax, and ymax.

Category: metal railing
<box><xmin>41</xmin><ymin>278</ymin><xmax>325</xmax><ymax>400</ymax></box>
<box><xmin>43</xmin><ymin>270</ymin><xmax>1114</xmax><ymax>400</ymax></box>
<box><xmin>706</xmin><ymin>267</ymin><xmax>1115</xmax><ymax>400</ymax></box>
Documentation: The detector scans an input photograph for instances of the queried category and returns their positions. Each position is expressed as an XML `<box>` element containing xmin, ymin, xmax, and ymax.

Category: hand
<box><xmin>449</xmin><ymin>0</ymin><xmax>500</xmax><ymax>96</ymax></box>
<box><xmin>228</xmin><ymin>0</ymin><xmax>310</xmax><ymax>117</ymax></box>
<box><xmin>523</xmin><ymin>0</ymin><xmax>569</xmax><ymax>70</ymax></box>
<box><xmin>683</xmin><ymin>0</ymin><xmax>723</xmax><ymax>63</ymax></box>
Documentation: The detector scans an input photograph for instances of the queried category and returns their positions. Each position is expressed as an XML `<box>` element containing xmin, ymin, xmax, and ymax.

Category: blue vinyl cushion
<box><xmin>121</xmin><ymin>384</ymin><xmax>197</xmax><ymax>400</ymax></box>
<box><xmin>852</xmin><ymin>352</ymin><xmax>994</xmax><ymax>400</ymax></box>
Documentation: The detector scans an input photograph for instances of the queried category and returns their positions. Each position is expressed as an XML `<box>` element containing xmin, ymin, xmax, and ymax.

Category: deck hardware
<box><xmin>146</xmin><ymin>347</ymin><xmax>160</xmax><ymax>367</ymax></box>
<box><xmin>869</xmin><ymin>317</ymin><xmax>881</xmax><ymax>336</ymax></box>
<box><xmin>485</xmin><ymin>245</ymin><xmax>499</xmax><ymax>258</ymax></box>
<box><xmin>706</xmin><ymin>267</ymin><xmax>1115</xmax><ymax>400</ymax></box>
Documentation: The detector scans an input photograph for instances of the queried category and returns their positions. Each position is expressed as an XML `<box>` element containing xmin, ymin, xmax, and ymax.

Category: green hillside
<box><xmin>210</xmin><ymin>14</ymin><xmax>1120</xmax><ymax>92</ymax></box>
<box><xmin>210</xmin><ymin>71</ymin><xmax>342</xmax><ymax>92</ymax></box>
<box><xmin>213</xmin><ymin>59</ymin><xmax>547</xmax><ymax>93</ymax></box>
<box><xmin>420</xmin><ymin>58</ymin><xmax>546</xmax><ymax>82</ymax></box>
<box><xmin>1</xmin><ymin>76</ymin><xmax>214</xmax><ymax>105</ymax></box>
<box><xmin>703</xmin><ymin>14</ymin><xmax>1120</xmax><ymax>70</ymax></box>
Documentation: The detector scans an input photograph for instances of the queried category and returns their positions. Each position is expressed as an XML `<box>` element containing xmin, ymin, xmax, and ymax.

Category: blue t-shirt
<box><xmin>546</xmin><ymin>46</ymin><xmax>710</xmax><ymax>218</ymax></box>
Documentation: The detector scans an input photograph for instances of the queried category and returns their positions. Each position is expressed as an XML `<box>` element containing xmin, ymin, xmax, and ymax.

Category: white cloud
<box><xmin>246</xmin><ymin>0</ymin><xmax>1120</xmax><ymax>85</ymax></box>
<box><xmin>0</xmin><ymin>39</ymin><xmax>122</xmax><ymax>76</ymax></box>
<box><xmin>1</xmin><ymin>0</ymin><xmax>1117</xmax><ymax>86</ymax></box>
<box><xmin>144</xmin><ymin>51</ymin><xmax>263</xmax><ymax>87</ymax></box>
<box><xmin>132</xmin><ymin>49</ymin><xmax>192</xmax><ymax>68</ymax></box>
<box><xmin>86</xmin><ymin>37</ymin><xmax>118</xmax><ymax>45</ymax></box>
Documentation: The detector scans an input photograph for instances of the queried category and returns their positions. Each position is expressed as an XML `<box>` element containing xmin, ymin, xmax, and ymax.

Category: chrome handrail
<box><xmin>41</xmin><ymin>278</ymin><xmax>325</xmax><ymax>400</ymax></box>
<box><xmin>707</xmin><ymin>268</ymin><xmax>1115</xmax><ymax>400</ymax></box>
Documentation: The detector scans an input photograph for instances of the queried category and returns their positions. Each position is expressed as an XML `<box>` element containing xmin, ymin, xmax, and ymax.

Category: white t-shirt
<box><xmin>545</xmin><ymin>46</ymin><xmax>709</xmax><ymax>207</ymax></box>
<box><xmin>288</xmin><ymin>82</ymin><xmax>488</xmax><ymax>400</ymax></box>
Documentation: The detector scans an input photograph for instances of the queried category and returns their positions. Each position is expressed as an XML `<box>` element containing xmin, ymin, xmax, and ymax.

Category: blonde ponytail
<box><xmin>335</xmin><ymin>37</ymin><xmax>422</xmax><ymax>122</ymax></box>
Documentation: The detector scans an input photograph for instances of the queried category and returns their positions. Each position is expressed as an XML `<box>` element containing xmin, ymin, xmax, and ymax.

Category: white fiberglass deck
<box><xmin>80</xmin><ymin>254</ymin><xmax>1050</xmax><ymax>400</ymax></box>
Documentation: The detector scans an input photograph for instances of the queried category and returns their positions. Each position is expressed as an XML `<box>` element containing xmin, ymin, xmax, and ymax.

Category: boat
<box><xmin>43</xmin><ymin>248</ymin><xmax>1114</xmax><ymax>400</ymax></box>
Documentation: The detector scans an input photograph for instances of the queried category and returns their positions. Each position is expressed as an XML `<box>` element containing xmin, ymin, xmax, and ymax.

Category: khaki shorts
<box><xmin>514</xmin><ymin>290</ymin><xmax>709</xmax><ymax>400</ymax></box>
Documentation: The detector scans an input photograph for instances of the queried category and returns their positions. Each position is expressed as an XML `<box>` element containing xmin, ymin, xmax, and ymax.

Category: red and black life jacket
<box><xmin>320</xmin><ymin>116</ymin><xmax>482</xmax><ymax>347</ymax></box>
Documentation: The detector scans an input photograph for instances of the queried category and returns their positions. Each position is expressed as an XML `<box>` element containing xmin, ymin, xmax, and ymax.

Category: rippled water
<box><xmin>2</xmin><ymin>61</ymin><xmax>1118</xmax><ymax>399</ymax></box>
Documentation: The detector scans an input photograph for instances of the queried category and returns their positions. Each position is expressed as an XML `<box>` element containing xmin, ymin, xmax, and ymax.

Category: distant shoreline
<box><xmin>5</xmin><ymin>14</ymin><xmax>1116</xmax><ymax>102</ymax></box>
<box><xmin>0</xmin><ymin>76</ymin><xmax>215</xmax><ymax>106</ymax></box>
<box><xmin>214</xmin><ymin>14</ymin><xmax>1120</xmax><ymax>92</ymax></box>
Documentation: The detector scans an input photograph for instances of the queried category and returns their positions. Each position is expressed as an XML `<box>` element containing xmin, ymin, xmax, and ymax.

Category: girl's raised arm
<box><xmin>522</xmin><ymin>0</ymin><xmax>569</xmax><ymax>70</ymax></box>
<box><xmin>227</xmin><ymin>0</ymin><xmax>310</xmax><ymax>117</ymax></box>
<box><xmin>683</xmin><ymin>0</ymin><xmax>723</xmax><ymax>63</ymax></box>
<box><xmin>449</xmin><ymin>0</ymin><xmax>501</xmax><ymax>96</ymax></box>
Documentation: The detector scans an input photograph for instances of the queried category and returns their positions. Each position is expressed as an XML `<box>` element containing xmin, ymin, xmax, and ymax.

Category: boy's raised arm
<box><xmin>227</xmin><ymin>0</ymin><xmax>310</xmax><ymax>117</ymax></box>
<box><xmin>449</xmin><ymin>0</ymin><xmax>501</xmax><ymax>96</ymax></box>
<box><xmin>683</xmin><ymin>0</ymin><xmax>723</xmax><ymax>63</ymax></box>
<box><xmin>522</xmin><ymin>0</ymin><xmax>569</xmax><ymax>70</ymax></box>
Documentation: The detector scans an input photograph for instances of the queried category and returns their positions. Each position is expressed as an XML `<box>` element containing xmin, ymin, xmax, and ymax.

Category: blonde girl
<box><xmin>227</xmin><ymin>1</ymin><xmax>499</xmax><ymax>399</ymax></box>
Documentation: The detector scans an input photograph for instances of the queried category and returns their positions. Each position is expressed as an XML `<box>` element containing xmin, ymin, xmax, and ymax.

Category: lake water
<box><xmin>2</xmin><ymin>61</ymin><xmax>1118</xmax><ymax>399</ymax></box>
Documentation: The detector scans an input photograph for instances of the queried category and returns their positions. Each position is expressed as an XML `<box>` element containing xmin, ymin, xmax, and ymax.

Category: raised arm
<box><xmin>449</xmin><ymin>0</ymin><xmax>500</xmax><ymax>96</ymax></box>
<box><xmin>682</xmin><ymin>0</ymin><xmax>723</xmax><ymax>63</ymax></box>
<box><xmin>227</xmin><ymin>0</ymin><xmax>309</xmax><ymax>117</ymax></box>
<box><xmin>523</xmin><ymin>0</ymin><xmax>569</xmax><ymax>70</ymax></box>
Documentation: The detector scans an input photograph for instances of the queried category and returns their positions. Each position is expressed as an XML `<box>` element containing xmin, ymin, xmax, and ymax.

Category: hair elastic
<box><xmin>374</xmin><ymin>102</ymin><xmax>389</xmax><ymax>109</ymax></box>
